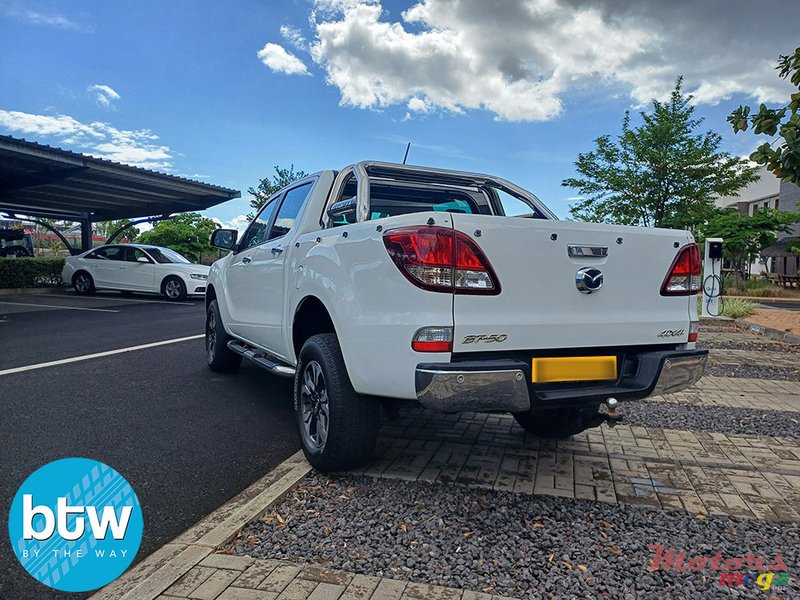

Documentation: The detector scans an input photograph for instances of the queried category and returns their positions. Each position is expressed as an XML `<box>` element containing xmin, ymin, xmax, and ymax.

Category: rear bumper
<box><xmin>415</xmin><ymin>349</ymin><xmax>708</xmax><ymax>413</ymax></box>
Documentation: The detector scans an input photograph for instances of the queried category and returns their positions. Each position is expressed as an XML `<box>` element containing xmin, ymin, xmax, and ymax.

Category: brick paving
<box><xmin>746</xmin><ymin>308</ymin><xmax>800</xmax><ymax>335</ymax></box>
<box><xmin>351</xmin><ymin>414</ymin><xmax>800</xmax><ymax>521</ymax></box>
<box><xmin>657</xmin><ymin>376</ymin><xmax>800</xmax><ymax>412</ymax></box>
<box><xmin>154</xmin><ymin>555</ymin><xmax>516</xmax><ymax>600</ymax></box>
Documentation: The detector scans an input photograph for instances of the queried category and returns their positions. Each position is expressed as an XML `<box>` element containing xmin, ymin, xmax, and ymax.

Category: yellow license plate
<box><xmin>531</xmin><ymin>356</ymin><xmax>617</xmax><ymax>383</ymax></box>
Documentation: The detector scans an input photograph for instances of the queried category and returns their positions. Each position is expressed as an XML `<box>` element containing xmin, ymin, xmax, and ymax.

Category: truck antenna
<box><xmin>402</xmin><ymin>142</ymin><xmax>411</xmax><ymax>165</ymax></box>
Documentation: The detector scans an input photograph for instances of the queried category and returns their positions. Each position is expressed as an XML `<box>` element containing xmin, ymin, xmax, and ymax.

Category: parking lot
<box><xmin>0</xmin><ymin>291</ymin><xmax>300</xmax><ymax>600</ymax></box>
<box><xmin>4</xmin><ymin>294</ymin><xmax>800</xmax><ymax>599</ymax></box>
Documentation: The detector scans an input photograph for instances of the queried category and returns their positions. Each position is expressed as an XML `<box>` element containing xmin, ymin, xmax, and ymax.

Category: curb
<box><xmin>0</xmin><ymin>287</ymin><xmax>65</xmax><ymax>295</ymax></box>
<box><xmin>90</xmin><ymin>451</ymin><xmax>311</xmax><ymax>600</ymax></box>
<box><xmin>725</xmin><ymin>295</ymin><xmax>800</xmax><ymax>304</ymax></box>
<box><xmin>734</xmin><ymin>318</ymin><xmax>800</xmax><ymax>346</ymax></box>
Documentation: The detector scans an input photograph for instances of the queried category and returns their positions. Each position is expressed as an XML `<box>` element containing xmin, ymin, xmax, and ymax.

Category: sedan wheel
<box><xmin>73</xmin><ymin>272</ymin><xmax>95</xmax><ymax>295</ymax></box>
<box><xmin>162</xmin><ymin>277</ymin><xmax>186</xmax><ymax>301</ymax></box>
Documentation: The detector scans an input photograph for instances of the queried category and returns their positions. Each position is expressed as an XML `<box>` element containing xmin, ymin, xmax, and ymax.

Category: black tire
<box><xmin>205</xmin><ymin>299</ymin><xmax>242</xmax><ymax>372</ymax></box>
<box><xmin>294</xmin><ymin>333</ymin><xmax>380</xmax><ymax>472</ymax></box>
<box><xmin>162</xmin><ymin>276</ymin><xmax>187</xmax><ymax>301</ymax></box>
<box><xmin>513</xmin><ymin>407</ymin><xmax>596</xmax><ymax>439</ymax></box>
<box><xmin>72</xmin><ymin>271</ymin><xmax>96</xmax><ymax>295</ymax></box>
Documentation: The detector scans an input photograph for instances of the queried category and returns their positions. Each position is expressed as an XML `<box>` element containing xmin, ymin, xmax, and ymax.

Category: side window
<box><xmin>125</xmin><ymin>248</ymin><xmax>150</xmax><ymax>262</ymax></box>
<box><xmin>239</xmin><ymin>198</ymin><xmax>279</xmax><ymax>250</ymax></box>
<box><xmin>494</xmin><ymin>189</ymin><xmax>542</xmax><ymax>218</ymax></box>
<box><xmin>269</xmin><ymin>182</ymin><xmax>313</xmax><ymax>240</ymax></box>
<box><xmin>88</xmin><ymin>246</ymin><xmax>124</xmax><ymax>260</ymax></box>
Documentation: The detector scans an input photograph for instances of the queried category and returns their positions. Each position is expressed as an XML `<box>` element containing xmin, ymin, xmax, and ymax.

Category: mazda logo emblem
<box><xmin>576</xmin><ymin>267</ymin><xmax>603</xmax><ymax>294</ymax></box>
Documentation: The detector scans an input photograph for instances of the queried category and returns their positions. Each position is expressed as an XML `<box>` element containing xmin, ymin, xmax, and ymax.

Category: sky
<box><xmin>1</xmin><ymin>0</ymin><xmax>798</xmax><ymax>230</ymax></box>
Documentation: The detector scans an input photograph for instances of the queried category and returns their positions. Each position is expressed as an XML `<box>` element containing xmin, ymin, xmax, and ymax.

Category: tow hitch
<box><xmin>587</xmin><ymin>397</ymin><xmax>623</xmax><ymax>429</ymax></box>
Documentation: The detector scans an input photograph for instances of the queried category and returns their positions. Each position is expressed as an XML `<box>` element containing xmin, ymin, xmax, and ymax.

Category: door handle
<box><xmin>271</xmin><ymin>247</ymin><xmax>283</xmax><ymax>255</ymax></box>
<box><xmin>241</xmin><ymin>256</ymin><xmax>252</xmax><ymax>264</ymax></box>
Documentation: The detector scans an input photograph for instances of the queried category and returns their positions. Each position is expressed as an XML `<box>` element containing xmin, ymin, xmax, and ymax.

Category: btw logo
<box><xmin>8</xmin><ymin>458</ymin><xmax>143</xmax><ymax>593</ymax></box>
<box><xmin>23</xmin><ymin>495</ymin><xmax>132</xmax><ymax>541</ymax></box>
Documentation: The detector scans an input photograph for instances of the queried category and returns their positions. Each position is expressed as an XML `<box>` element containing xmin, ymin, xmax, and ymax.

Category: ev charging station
<box><xmin>701</xmin><ymin>238</ymin><xmax>723</xmax><ymax>317</ymax></box>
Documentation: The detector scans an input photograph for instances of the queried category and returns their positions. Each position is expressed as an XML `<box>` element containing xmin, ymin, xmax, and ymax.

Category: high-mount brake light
<box><xmin>661</xmin><ymin>243</ymin><xmax>701</xmax><ymax>296</ymax></box>
<box><xmin>382</xmin><ymin>226</ymin><xmax>500</xmax><ymax>294</ymax></box>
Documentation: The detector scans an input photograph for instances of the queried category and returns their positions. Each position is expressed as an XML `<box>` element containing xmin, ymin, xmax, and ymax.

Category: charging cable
<box><xmin>703</xmin><ymin>258</ymin><xmax>723</xmax><ymax>317</ymax></box>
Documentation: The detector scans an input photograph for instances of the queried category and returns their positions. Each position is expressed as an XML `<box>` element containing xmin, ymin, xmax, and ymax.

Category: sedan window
<box><xmin>146</xmin><ymin>248</ymin><xmax>192</xmax><ymax>264</ymax></box>
<box><xmin>86</xmin><ymin>246</ymin><xmax>124</xmax><ymax>260</ymax></box>
<box><xmin>124</xmin><ymin>247</ymin><xmax>152</xmax><ymax>263</ymax></box>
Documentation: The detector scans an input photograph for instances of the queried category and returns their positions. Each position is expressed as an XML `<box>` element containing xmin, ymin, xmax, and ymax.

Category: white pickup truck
<box><xmin>206</xmin><ymin>162</ymin><xmax>707</xmax><ymax>471</ymax></box>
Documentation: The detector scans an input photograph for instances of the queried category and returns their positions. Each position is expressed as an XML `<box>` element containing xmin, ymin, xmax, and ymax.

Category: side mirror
<box><xmin>136</xmin><ymin>256</ymin><xmax>150</xmax><ymax>263</ymax></box>
<box><xmin>210</xmin><ymin>228</ymin><xmax>238</xmax><ymax>250</ymax></box>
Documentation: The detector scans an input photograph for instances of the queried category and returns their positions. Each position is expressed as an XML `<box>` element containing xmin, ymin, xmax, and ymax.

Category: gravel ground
<box><xmin>704</xmin><ymin>363</ymin><xmax>800</xmax><ymax>380</ymax></box>
<box><xmin>628</xmin><ymin>402</ymin><xmax>800</xmax><ymax>439</ymax></box>
<box><xmin>232</xmin><ymin>474</ymin><xmax>799</xmax><ymax>600</ymax></box>
<box><xmin>698</xmin><ymin>339</ymin><xmax>800</xmax><ymax>353</ymax></box>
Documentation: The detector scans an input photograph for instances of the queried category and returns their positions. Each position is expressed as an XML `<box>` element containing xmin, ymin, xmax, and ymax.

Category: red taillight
<box><xmin>411</xmin><ymin>327</ymin><xmax>453</xmax><ymax>352</ymax></box>
<box><xmin>688</xmin><ymin>320</ymin><xmax>699</xmax><ymax>342</ymax></box>
<box><xmin>661</xmin><ymin>243</ymin><xmax>701</xmax><ymax>296</ymax></box>
<box><xmin>383</xmin><ymin>226</ymin><xmax>500</xmax><ymax>294</ymax></box>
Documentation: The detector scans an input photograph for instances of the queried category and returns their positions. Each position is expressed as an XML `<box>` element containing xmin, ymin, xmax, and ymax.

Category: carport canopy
<box><xmin>0</xmin><ymin>135</ymin><xmax>240</xmax><ymax>251</ymax></box>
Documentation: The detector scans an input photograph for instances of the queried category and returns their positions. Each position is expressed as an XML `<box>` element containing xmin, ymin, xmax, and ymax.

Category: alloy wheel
<box><xmin>165</xmin><ymin>279</ymin><xmax>181</xmax><ymax>298</ymax></box>
<box><xmin>300</xmin><ymin>360</ymin><xmax>329</xmax><ymax>451</ymax></box>
<box><xmin>206</xmin><ymin>309</ymin><xmax>217</xmax><ymax>361</ymax></box>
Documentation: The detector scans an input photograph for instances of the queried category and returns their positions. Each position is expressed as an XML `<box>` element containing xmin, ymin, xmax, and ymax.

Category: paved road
<box><xmin>0</xmin><ymin>292</ymin><xmax>300</xmax><ymax>599</ymax></box>
<box><xmin>758</xmin><ymin>299</ymin><xmax>800</xmax><ymax>311</ymax></box>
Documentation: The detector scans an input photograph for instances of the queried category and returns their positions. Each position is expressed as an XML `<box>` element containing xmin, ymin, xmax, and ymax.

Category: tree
<box><xmin>697</xmin><ymin>207</ymin><xmax>800</xmax><ymax>280</ymax></box>
<box><xmin>729</xmin><ymin>47</ymin><xmax>800</xmax><ymax>185</ymax></box>
<box><xmin>563</xmin><ymin>78</ymin><xmax>759</xmax><ymax>230</ymax></box>
<box><xmin>95</xmin><ymin>219</ymin><xmax>139</xmax><ymax>242</ymax></box>
<box><xmin>248</xmin><ymin>164</ymin><xmax>308</xmax><ymax>219</ymax></box>
<box><xmin>137</xmin><ymin>213</ymin><xmax>217</xmax><ymax>262</ymax></box>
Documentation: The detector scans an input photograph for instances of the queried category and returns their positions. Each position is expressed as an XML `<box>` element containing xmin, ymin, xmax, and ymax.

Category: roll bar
<box><xmin>324</xmin><ymin>161</ymin><xmax>556</xmax><ymax>226</ymax></box>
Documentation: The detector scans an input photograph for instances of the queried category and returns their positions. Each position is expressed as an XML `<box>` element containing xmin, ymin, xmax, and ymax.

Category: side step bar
<box><xmin>227</xmin><ymin>341</ymin><xmax>296</xmax><ymax>378</ymax></box>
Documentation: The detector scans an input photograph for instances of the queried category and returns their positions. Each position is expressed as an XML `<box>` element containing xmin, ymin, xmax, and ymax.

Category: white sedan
<box><xmin>61</xmin><ymin>243</ymin><xmax>210</xmax><ymax>301</ymax></box>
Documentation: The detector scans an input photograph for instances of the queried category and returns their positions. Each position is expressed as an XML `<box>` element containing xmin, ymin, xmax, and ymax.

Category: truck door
<box><xmin>225</xmin><ymin>196</ymin><xmax>280</xmax><ymax>339</ymax></box>
<box><xmin>245</xmin><ymin>181</ymin><xmax>314</xmax><ymax>356</ymax></box>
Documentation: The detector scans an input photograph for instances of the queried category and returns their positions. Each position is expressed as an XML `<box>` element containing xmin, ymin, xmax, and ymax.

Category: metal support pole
<box><xmin>80</xmin><ymin>216</ymin><xmax>92</xmax><ymax>253</ymax></box>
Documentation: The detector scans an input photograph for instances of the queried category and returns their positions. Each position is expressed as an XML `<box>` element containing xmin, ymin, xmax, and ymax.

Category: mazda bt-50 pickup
<box><xmin>205</xmin><ymin>162</ymin><xmax>707</xmax><ymax>471</ymax></box>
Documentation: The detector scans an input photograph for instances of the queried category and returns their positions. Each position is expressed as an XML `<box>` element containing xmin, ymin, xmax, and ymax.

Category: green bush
<box><xmin>720</xmin><ymin>297</ymin><xmax>757</xmax><ymax>319</ymax></box>
<box><xmin>0</xmin><ymin>256</ymin><xmax>66</xmax><ymax>288</ymax></box>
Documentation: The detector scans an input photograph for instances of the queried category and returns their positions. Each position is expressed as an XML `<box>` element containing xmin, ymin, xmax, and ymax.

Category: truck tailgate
<box><xmin>451</xmin><ymin>215</ymin><xmax>695</xmax><ymax>352</ymax></box>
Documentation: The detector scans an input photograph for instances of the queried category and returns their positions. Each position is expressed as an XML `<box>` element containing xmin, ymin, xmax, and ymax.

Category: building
<box><xmin>716</xmin><ymin>166</ymin><xmax>800</xmax><ymax>277</ymax></box>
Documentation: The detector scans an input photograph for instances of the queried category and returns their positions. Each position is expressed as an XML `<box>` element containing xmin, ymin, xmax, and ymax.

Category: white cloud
<box><xmin>2</xmin><ymin>4</ymin><xmax>91</xmax><ymax>32</ymax></box>
<box><xmin>257</xmin><ymin>43</ymin><xmax>310</xmax><ymax>75</ymax></box>
<box><xmin>280</xmin><ymin>25</ymin><xmax>307</xmax><ymax>50</ymax></box>
<box><xmin>270</xmin><ymin>0</ymin><xmax>798</xmax><ymax>122</ymax></box>
<box><xmin>211</xmin><ymin>215</ymin><xmax>250</xmax><ymax>233</ymax></box>
<box><xmin>88</xmin><ymin>84</ymin><xmax>121</xmax><ymax>108</ymax></box>
<box><xmin>0</xmin><ymin>109</ymin><xmax>173</xmax><ymax>169</ymax></box>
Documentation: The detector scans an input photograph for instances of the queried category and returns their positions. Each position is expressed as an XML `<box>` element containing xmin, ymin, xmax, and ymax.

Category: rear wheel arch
<box><xmin>292</xmin><ymin>296</ymin><xmax>336</xmax><ymax>361</ymax></box>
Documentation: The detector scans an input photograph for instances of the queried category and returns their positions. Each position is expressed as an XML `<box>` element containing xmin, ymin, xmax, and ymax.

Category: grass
<box><xmin>720</xmin><ymin>297</ymin><xmax>758</xmax><ymax>319</ymax></box>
